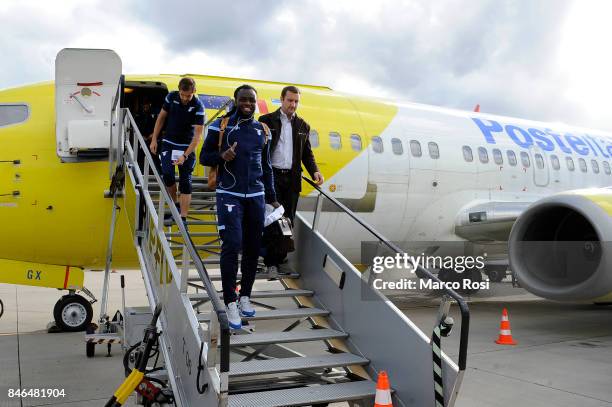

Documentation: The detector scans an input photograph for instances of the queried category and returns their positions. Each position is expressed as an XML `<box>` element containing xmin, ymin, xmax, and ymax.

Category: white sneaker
<box><xmin>238</xmin><ymin>296</ymin><xmax>256</xmax><ymax>317</ymax></box>
<box><xmin>226</xmin><ymin>302</ymin><xmax>242</xmax><ymax>330</ymax></box>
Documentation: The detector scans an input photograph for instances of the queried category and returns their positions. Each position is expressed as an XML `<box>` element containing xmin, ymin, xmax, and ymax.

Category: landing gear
<box><xmin>485</xmin><ymin>267</ymin><xmax>506</xmax><ymax>283</ymax></box>
<box><xmin>53</xmin><ymin>294</ymin><xmax>93</xmax><ymax>332</ymax></box>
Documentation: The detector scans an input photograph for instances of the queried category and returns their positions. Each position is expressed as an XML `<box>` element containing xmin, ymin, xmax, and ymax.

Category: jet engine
<box><xmin>508</xmin><ymin>189</ymin><xmax>612</xmax><ymax>302</ymax></box>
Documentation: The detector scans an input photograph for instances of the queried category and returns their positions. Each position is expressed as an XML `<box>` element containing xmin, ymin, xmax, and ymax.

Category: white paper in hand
<box><xmin>264</xmin><ymin>204</ymin><xmax>285</xmax><ymax>227</ymax></box>
<box><xmin>171</xmin><ymin>149</ymin><xmax>185</xmax><ymax>163</ymax></box>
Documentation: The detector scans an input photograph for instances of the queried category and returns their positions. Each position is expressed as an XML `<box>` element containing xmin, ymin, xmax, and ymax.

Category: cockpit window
<box><xmin>0</xmin><ymin>104</ymin><xmax>29</xmax><ymax>127</ymax></box>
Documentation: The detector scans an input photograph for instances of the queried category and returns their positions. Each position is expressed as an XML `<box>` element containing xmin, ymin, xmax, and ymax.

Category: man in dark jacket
<box><xmin>258</xmin><ymin>86</ymin><xmax>323</xmax><ymax>271</ymax></box>
<box><xmin>200</xmin><ymin>84</ymin><xmax>279</xmax><ymax>330</ymax></box>
<box><xmin>258</xmin><ymin>86</ymin><xmax>323</xmax><ymax>221</ymax></box>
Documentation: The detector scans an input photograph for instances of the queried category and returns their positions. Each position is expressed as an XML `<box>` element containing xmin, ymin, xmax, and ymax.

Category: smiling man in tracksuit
<box><xmin>200</xmin><ymin>84</ymin><xmax>279</xmax><ymax>329</ymax></box>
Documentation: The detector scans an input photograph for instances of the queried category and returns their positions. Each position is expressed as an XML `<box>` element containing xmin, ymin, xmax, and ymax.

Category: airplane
<box><xmin>1</xmin><ymin>48</ymin><xmax>611</xmax><ymax>333</ymax></box>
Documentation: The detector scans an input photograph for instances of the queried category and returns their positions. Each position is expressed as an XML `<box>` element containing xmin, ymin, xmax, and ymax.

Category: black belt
<box><xmin>273</xmin><ymin>168</ymin><xmax>292</xmax><ymax>174</ymax></box>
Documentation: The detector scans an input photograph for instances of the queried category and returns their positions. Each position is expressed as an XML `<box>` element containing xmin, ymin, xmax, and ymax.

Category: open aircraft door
<box><xmin>55</xmin><ymin>48</ymin><xmax>122</xmax><ymax>162</ymax></box>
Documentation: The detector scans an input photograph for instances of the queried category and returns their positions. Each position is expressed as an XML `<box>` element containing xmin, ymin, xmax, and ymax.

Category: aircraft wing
<box><xmin>454</xmin><ymin>201</ymin><xmax>533</xmax><ymax>242</ymax></box>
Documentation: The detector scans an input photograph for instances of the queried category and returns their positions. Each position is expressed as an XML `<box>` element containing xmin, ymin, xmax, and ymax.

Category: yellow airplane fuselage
<box><xmin>0</xmin><ymin>75</ymin><xmax>397</xmax><ymax>289</ymax></box>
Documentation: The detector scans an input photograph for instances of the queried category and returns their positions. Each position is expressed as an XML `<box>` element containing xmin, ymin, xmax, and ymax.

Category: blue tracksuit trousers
<box><xmin>216</xmin><ymin>193</ymin><xmax>265</xmax><ymax>305</ymax></box>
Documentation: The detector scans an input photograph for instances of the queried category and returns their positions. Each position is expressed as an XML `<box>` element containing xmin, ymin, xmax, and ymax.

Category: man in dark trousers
<box><xmin>150</xmin><ymin>77</ymin><xmax>205</xmax><ymax>228</ymax></box>
<box><xmin>258</xmin><ymin>86</ymin><xmax>323</xmax><ymax>270</ymax></box>
<box><xmin>200</xmin><ymin>84</ymin><xmax>279</xmax><ymax>330</ymax></box>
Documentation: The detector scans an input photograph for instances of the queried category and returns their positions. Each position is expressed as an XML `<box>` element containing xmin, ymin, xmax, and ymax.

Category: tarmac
<box><xmin>0</xmin><ymin>271</ymin><xmax>611</xmax><ymax>406</ymax></box>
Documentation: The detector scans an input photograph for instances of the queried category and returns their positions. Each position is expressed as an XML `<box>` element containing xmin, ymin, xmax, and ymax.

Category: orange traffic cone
<box><xmin>495</xmin><ymin>308</ymin><xmax>517</xmax><ymax>345</ymax></box>
<box><xmin>374</xmin><ymin>371</ymin><xmax>393</xmax><ymax>407</ymax></box>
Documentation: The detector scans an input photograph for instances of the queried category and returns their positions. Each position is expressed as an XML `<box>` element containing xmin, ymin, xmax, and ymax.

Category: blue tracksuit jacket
<box><xmin>200</xmin><ymin>113</ymin><xmax>276</xmax><ymax>203</ymax></box>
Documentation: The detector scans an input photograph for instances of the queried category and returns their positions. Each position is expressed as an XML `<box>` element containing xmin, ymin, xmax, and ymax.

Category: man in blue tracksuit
<box><xmin>150</xmin><ymin>77</ymin><xmax>205</xmax><ymax>228</ymax></box>
<box><xmin>200</xmin><ymin>84</ymin><xmax>279</xmax><ymax>329</ymax></box>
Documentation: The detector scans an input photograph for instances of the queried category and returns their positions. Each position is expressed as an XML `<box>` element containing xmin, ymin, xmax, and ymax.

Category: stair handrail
<box><xmin>302</xmin><ymin>176</ymin><xmax>470</xmax><ymax>371</ymax></box>
<box><xmin>123</xmin><ymin>108</ymin><xmax>231</xmax><ymax>374</ymax></box>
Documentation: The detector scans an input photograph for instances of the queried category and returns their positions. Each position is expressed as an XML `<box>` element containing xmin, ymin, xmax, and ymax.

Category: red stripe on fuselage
<box><xmin>63</xmin><ymin>266</ymin><xmax>70</xmax><ymax>289</ymax></box>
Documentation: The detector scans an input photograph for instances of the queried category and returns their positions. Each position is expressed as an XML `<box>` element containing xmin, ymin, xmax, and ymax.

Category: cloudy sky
<box><xmin>1</xmin><ymin>0</ymin><xmax>611</xmax><ymax>130</ymax></box>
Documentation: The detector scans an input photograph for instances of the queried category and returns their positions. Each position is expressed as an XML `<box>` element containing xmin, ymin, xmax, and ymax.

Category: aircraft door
<box><xmin>530</xmin><ymin>146</ymin><xmax>549</xmax><ymax>187</ymax></box>
<box><xmin>55</xmin><ymin>48</ymin><xmax>122</xmax><ymax>162</ymax></box>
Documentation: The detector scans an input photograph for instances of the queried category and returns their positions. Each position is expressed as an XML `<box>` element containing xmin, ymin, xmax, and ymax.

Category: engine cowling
<box><xmin>508</xmin><ymin>189</ymin><xmax>612</xmax><ymax>302</ymax></box>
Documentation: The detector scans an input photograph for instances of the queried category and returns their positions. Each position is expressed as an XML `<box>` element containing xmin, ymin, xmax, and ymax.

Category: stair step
<box><xmin>147</xmin><ymin>185</ymin><xmax>210</xmax><ymax>193</ymax></box>
<box><xmin>170</xmin><ymin>244</ymin><xmax>221</xmax><ymax>250</ymax></box>
<box><xmin>186</xmin><ymin>209</ymin><xmax>217</xmax><ymax>215</ymax></box>
<box><xmin>154</xmin><ymin>199</ymin><xmax>215</xmax><ymax>205</ymax></box>
<box><xmin>190</xmin><ymin>271</ymin><xmax>300</xmax><ymax>282</ymax></box>
<box><xmin>176</xmin><ymin>259</ymin><xmax>220</xmax><ymax>267</ymax></box>
<box><xmin>188</xmin><ymin>191</ymin><xmax>217</xmax><ymax>197</ymax></box>
<box><xmin>229</xmin><ymin>353</ymin><xmax>369</xmax><ymax>377</ymax></box>
<box><xmin>228</xmin><ymin>380</ymin><xmax>376</xmax><ymax>407</ymax></box>
<box><xmin>167</xmin><ymin>232</ymin><xmax>219</xmax><ymax>237</ymax></box>
<box><xmin>185</xmin><ymin>220</ymin><xmax>218</xmax><ymax>226</ymax></box>
<box><xmin>149</xmin><ymin>175</ymin><xmax>208</xmax><ymax>182</ymax></box>
<box><xmin>198</xmin><ymin>308</ymin><xmax>329</xmax><ymax>323</ymax></box>
<box><xmin>230</xmin><ymin>329</ymin><xmax>348</xmax><ymax>347</ymax></box>
<box><xmin>177</xmin><ymin>258</ymin><xmax>218</xmax><ymax>265</ymax></box>
<box><xmin>188</xmin><ymin>289</ymin><xmax>313</xmax><ymax>301</ymax></box>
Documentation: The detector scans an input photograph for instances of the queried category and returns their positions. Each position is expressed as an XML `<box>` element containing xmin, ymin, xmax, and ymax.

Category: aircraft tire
<box><xmin>53</xmin><ymin>294</ymin><xmax>93</xmax><ymax>332</ymax></box>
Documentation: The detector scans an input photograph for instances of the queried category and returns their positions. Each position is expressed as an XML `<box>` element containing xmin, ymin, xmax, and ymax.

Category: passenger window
<box><xmin>0</xmin><ymin>104</ymin><xmax>29</xmax><ymax>127</ymax></box>
<box><xmin>535</xmin><ymin>153</ymin><xmax>544</xmax><ymax>169</ymax></box>
<box><xmin>462</xmin><ymin>146</ymin><xmax>473</xmax><ymax>162</ymax></box>
<box><xmin>309</xmin><ymin>129</ymin><xmax>319</xmax><ymax>148</ymax></box>
<box><xmin>372</xmin><ymin>136</ymin><xmax>383</xmax><ymax>153</ymax></box>
<box><xmin>409</xmin><ymin>140</ymin><xmax>422</xmax><ymax>157</ymax></box>
<box><xmin>392</xmin><ymin>138</ymin><xmax>404</xmax><ymax>155</ymax></box>
<box><xmin>579</xmin><ymin>158</ymin><xmax>587</xmax><ymax>172</ymax></box>
<box><xmin>350</xmin><ymin>134</ymin><xmax>362</xmax><ymax>151</ymax></box>
<box><xmin>329</xmin><ymin>132</ymin><xmax>342</xmax><ymax>150</ymax></box>
<box><xmin>604</xmin><ymin>161</ymin><xmax>611</xmax><ymax>175</ymax></box>
<box><xmin>428</xmin><ymin>142</ymin><xmax>440</xmax><ymax>159</ymax></box>
<box><xmin>520</xmin><ymin>151</ymin><xmax>530</xmax><ymax>167</ymax></box>
<box><xmin>507</xmin><ymin>150</ymin><xmax>517</xmax><ymax>166</ymax></box>
<box><xmin>492</xmin><ymin>148</ymin><xmax>503</xmax><ymax>165</ymax></box>
<box><xmin>592</xmin><ymin>159</ymin><xmax>600</xmax><ymax>174</ymax></box>
<box><xmin>550</xmin><ymin>155</ymin><xmax>560</xmax><ymax>170</ymax></box>
<box><xmin>566</xmin><ymin>156</ymin><xmax>575</xmax><ymax>171</ymax></box>
<box><xmin>478</xmin><ymin>147</ymin><xmax>489</xmax><ymax>163</ymax></box>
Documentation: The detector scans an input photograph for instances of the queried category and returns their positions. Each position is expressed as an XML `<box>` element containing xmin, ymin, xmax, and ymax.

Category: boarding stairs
<box><xmin>107</xmin><ymin>103</ymin><xmax>469</xmax><ymax>406</ymax></box>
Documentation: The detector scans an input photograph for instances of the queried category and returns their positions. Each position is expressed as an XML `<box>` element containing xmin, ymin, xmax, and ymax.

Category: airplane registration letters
<box><xmin>26</xmin><ymin>269</ymin><xmax>42</xmax><ymax>280</ymax></box>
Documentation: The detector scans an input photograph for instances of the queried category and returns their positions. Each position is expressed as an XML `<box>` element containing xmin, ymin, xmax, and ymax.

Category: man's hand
<box><xmin>271</xmin><ymin>201</ymin><xmax>281</xmax><ymax>208</ymax></box>
<box><xmin>174</xmin><ymin>154</ymin><xmax>186</xmax><ymax>166</ymax></box>
<box><xmin>221</xmin><ymin>142</ymin><xmax>237</xmax><ymax>161</ymax></box>
<box><xmin>313</xmin><ymin>172</ymin><xmax>324</xmax><ymax>185</ymax></box>
<box><xmin>150</xmin><ymin>139</ymin><xmax>158</xmax><ymax>154</ymax></box>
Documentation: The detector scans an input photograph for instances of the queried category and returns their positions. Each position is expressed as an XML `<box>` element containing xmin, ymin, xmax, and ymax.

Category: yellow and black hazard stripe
<box><xmin>87</xmin><ymin>337</ymin><xmax>120</xmax><ymax>345</ymax></box>
<box><xmin>432</xmin><ymin>324</ymin><xmax>444</xmax><ymax>407</ymax></box>
<box><xmin>104</xmin><ymin>369</ymin><xmax>145</xmax><ymax>407</ymax></box>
